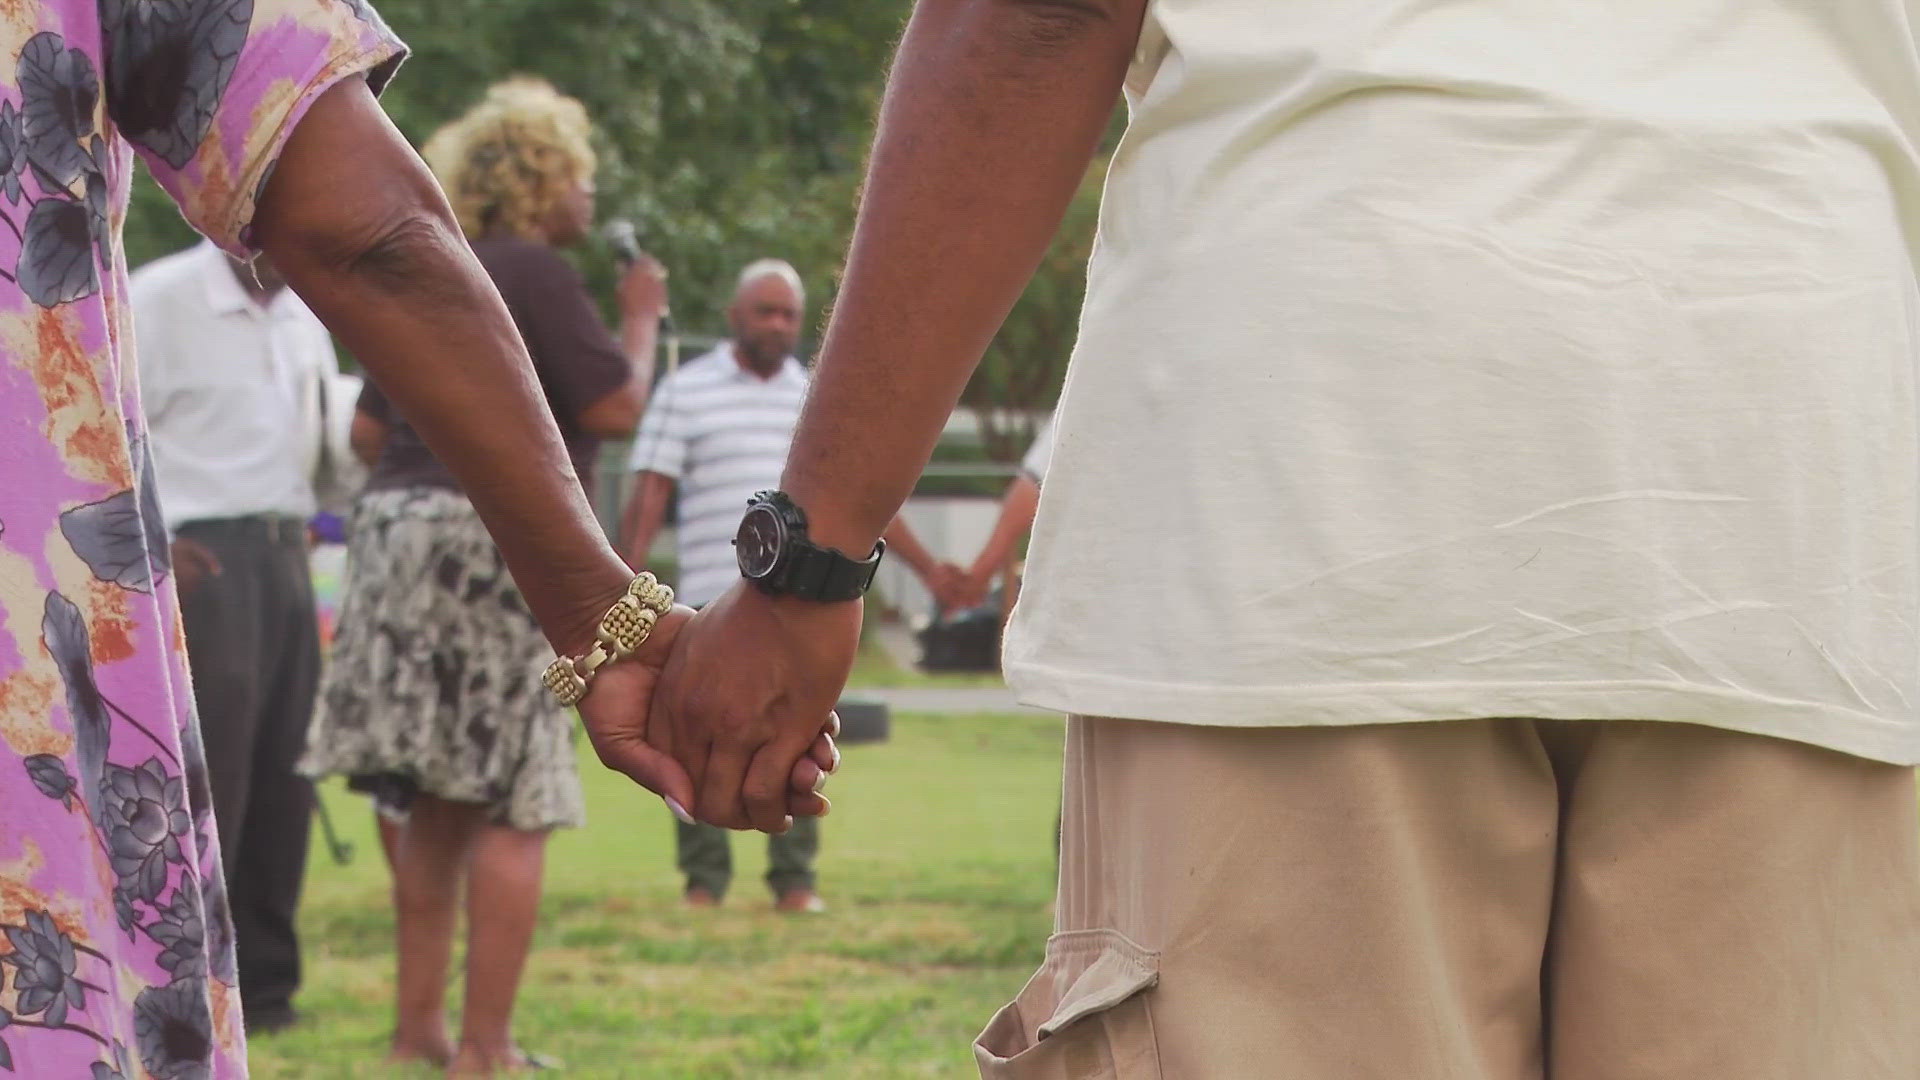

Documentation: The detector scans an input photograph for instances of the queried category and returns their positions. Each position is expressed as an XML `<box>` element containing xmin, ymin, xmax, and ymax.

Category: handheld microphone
<box><xmin>604</xmin><ymin>219</ymin><xmax>642</xmax><ymax>268</ymax></box>
<box><xmin>603</xmin><ymin>219</ymin><xmax>677</xmax><ymax>368</ymax></box>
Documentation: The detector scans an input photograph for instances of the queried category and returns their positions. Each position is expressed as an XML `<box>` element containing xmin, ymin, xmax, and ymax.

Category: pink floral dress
<box><xmin>0</xmin><ymin>2</ymin><xmax>403</xmax><ymax>1075</ymax></box>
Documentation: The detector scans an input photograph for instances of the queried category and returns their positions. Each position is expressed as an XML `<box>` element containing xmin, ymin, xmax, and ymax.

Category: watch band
<box><xmin>775</xmin><ymin>539</ymin><xmax>885</xmax><ymax>602</ymax></box>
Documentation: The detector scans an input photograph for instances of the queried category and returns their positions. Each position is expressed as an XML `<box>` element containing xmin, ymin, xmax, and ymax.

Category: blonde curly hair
<box><xmin>423</xmin><ymin>77</ymin><xmax>597</xmax><ymax>242</ymax></box>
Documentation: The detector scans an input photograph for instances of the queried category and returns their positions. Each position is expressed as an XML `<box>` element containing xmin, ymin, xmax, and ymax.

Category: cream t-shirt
<box><xmin>1004</xmin><ymin>0</ymin><xmax>1920</xmax><ymax>764</ymax></box>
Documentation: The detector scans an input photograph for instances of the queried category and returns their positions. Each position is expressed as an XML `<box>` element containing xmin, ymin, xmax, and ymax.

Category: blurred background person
<box><xmin>621</xmin><ymin>258</ymin><xmax>952</xmax><ymax>913</ymax></box>
<box><xmin>299</xmin><ymin>77</ymin><xmax>667</xmax><ymax>1074</ymax></box>
<box><xmin>953</xmin><ymin>415</ymin><xmax>1056</xmax><ymax>614</ymax></box>
<box><xmin>132</xmin><ymin>244</ymin><xmax>343</xmax><ymax>1034</ymax></box>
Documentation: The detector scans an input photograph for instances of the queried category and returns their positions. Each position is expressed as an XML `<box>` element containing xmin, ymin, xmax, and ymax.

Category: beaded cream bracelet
<box><xmin>541</xmin><ymin>572</ymin><xmax>675</xmax><ymax>706</ymax></box>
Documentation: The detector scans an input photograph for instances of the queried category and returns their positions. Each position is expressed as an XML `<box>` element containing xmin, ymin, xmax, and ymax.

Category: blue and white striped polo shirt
<box><xmin>627</xmin><ymin>346</ymin><xmax>808</xmax><ymax>607</ymax></box>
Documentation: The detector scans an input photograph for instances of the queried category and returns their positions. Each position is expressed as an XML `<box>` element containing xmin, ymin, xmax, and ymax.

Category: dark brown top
<box><xmin>359</xmin><ymin>236</ymin><xmax>630</xmax><ymax>494</ymax></box>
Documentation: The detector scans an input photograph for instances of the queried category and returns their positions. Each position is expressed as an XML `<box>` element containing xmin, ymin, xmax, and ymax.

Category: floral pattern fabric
<box><xmin>302</xmin><ymin>487</ymin><xmax>588</xmax><ymax>834</ymax></box>
<box><xmin>0</xmin><ymin>2</ymin><xmax>403</xmax><ymax>1076</ymax></box>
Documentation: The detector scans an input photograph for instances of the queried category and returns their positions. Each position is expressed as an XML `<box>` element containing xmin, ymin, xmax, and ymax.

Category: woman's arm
<box><xmin>252</xmin><ymin>78</ymin><xmax>828</xmax><ymax>816</ymax></box>
<box><xmin>256</xmin><ymin>80</ymin><xmax>625</xmax><ymax>645</ymax></box>
<box><xmin>577</xmin><ymin>257</ymin><xmax>670</xmax><ymax>438</ymax></box>
<box><xmin>881</xmin><ymin>516</ymin><xmax>966</xmax><ymax>611</ymax></box>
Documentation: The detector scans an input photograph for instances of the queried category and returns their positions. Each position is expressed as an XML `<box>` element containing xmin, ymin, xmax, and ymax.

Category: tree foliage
<box><xmin>122</xmin><ymin>0</ymin><xmax>1105</xmax><ymax>458</ymax></box>
<box><xmin>124</xmin><ymin>0</ymin><xmax>908</xmax><ymax>334</ymax></box>
<box><xmin>962</xmin><ymin>160</ymin><xmax>1107</xmax><ymax>464</ymax></box>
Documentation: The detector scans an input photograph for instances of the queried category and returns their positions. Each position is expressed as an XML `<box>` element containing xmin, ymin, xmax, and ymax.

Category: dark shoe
<box><xmin>774</xmin><ymin>889</ymin><xmax>827</xmax><ymax>914</ymax></box>
<box><xmin>684</xmin><ymin>886</ymin><xmax>721</xmax><ymax>909</ymax></box>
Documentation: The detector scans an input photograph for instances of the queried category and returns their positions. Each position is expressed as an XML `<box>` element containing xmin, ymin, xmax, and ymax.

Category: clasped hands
<box><xmin>575</xmin><ymin>580</ymin><xmax>862</xmax><ymax>835</ymax></box>
<box><xmin>926</xmin><ymin>561</ymin><xmax>990</xmax><ymax>618</ymax></box>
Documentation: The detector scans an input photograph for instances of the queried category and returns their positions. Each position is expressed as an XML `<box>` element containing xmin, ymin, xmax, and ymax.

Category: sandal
<box><xmin>517</xmin><ymin>1050</ymin><xmax>561</xmax><ymax>1071</ymax></box>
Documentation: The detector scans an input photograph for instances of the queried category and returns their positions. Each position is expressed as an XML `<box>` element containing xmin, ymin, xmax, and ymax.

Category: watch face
<box><xmin>735</xmin><ymin>505</ymin><xmax>785</xmax><ymax>579</ymax></box>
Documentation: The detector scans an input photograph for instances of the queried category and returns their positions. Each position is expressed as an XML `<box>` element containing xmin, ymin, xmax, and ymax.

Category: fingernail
<box><xmin>664</xmin><ymin>797</ymin><xmax>694</xmax><ymax>825</ymax></box>
<box><xmin>828</xmin><ymin>746</ymin><xmax>842</xmax><ymax>774</ymax></box>
<box><xmin>812</xmin><ymin>769</ymin><xmax>829</xmax><ymax>794</ymax></box>
<box><xmin>816</xmin><ymin>799</ymin><xmax>832</xmax><ymax>818</ymax></box>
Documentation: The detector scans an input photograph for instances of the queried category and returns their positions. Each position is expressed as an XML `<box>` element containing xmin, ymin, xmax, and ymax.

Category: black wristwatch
<box><xmin>733</xmin><ymin>491</ymin><xmax>885</xmax><ymax>602</ymax></box>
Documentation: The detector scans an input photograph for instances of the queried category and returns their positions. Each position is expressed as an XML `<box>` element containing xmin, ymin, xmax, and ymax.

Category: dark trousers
<box><xmin>676</xmin><ymin>816</ymin><xmax>819</xmax><ymax>899</ymax></box>
<box><xmin>176</xmin><ymin>516</ymin><xmax>320</xmax><ymax>1023</ymax></box>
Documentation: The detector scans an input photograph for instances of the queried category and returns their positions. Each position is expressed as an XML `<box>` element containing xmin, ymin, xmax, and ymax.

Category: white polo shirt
<box><xmin>628</xmin><ymin>347</ymin><xmax>808</xmax><ymax>608</ymax></box>
<box><xmin>1005</xmin><ymin>0</ymin><xmax>1920</xmax><ymax>765</ymax></box>
<box><xmin>132</xmin><ymin>242</ymin><xmax>339</xmax><ymax>532</ymax></box>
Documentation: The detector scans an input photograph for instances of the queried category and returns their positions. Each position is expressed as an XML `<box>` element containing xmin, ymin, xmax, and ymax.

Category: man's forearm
<box><xmin>257</xmin><ymin>80</ymin><xmax>630</xmax><ymax>651</ymax></box>
<box><xmin>625</xmin><ymin>510</ymin><xmax>666</xmax><ymax>570</ymax></box>
<box><xmin>621</xmin><ymin>472</ymin><xmax>674</xmax><ymax>568</ymax></box>
<box><xmin>781</xmin><ymin>0</ymin><xmax>1143</xmax><ymax>553</ymax></box>
<box><xmin>969</xmin><ymin>475</ymin><xmax>1042</xmax><ymax>580</ymax></box>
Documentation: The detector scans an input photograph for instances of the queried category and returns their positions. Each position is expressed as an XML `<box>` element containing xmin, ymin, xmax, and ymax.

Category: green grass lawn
<box><xmin>249</xmin><ymin>709</ymin><xmax>1062</xmax><ymax>1078</ymax></box>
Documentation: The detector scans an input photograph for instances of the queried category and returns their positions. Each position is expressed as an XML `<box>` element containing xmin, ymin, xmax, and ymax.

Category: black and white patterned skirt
<box><xmin>301</xmin><ymin>487</ymin><xmax>586</xmax><ymax>831</ymax></box>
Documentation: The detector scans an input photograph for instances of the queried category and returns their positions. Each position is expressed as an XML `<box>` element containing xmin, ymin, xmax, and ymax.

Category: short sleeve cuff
<box><xmin>626</xmin><ymin>436</ymin><xmax>684</xmax><ymax>480</ymax></box>
<box><xmin>221</xmin><ymin>36</ymin><xmax>407</xmax><ymax>254</ymax></box>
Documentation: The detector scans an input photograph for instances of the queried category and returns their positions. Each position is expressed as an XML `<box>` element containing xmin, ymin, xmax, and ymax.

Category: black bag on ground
<box><xmin>917</xmin><ymin>603</ymin><xmax>1003</xmax><ymax>673</ymax></box>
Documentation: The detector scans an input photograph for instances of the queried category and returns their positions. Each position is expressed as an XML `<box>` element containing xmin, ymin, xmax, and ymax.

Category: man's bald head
<box><xmin>735</xmin><ymin>258</ymin><xmax>805</xmax><ymax>308</ymax></box>
<box><xmin>728</xmin><ymin>259</ymin><xmax>805</xmax><ymax>376</ymax></box>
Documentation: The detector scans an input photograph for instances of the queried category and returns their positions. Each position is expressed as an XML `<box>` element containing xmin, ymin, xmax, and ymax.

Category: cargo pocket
<box><xmin>973</xmin><ymin>929</ymin><xmax>1162</xmax><ymax>1079</ymax></box>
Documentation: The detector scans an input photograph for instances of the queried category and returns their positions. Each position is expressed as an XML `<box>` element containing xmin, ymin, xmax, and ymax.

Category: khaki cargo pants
<box><xmin>976</xmin><ymin>717</ymin><xmax>1920</xmax><ymax>1079</ymax></box>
